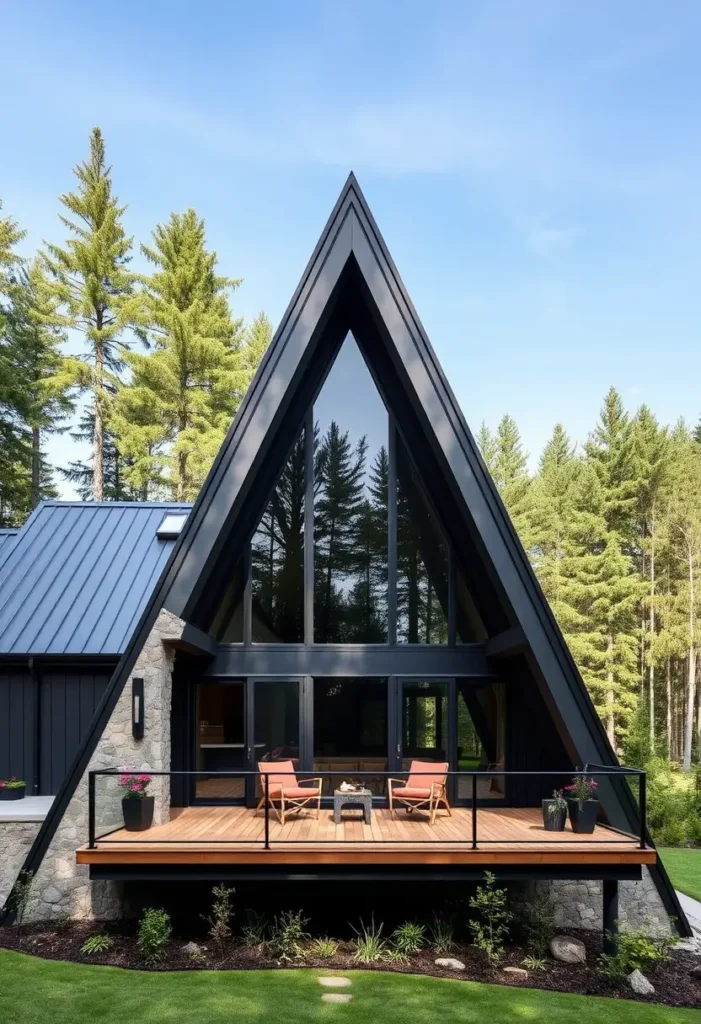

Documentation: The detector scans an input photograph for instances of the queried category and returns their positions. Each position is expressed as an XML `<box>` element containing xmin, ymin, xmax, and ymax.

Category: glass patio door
<box><xmin>396</xmin><ymin>678</ymin><xmax>455</xmax><ymax>800</ymax></box>
<box><xmin>245</xmin><ymin>678</ymin><xmax>302</xmax><ymax>806</ymax></box>
<box><xmin>194</xmin><ymin>680</ymin><xmax>247</xmax><ymax>802</ymax></box>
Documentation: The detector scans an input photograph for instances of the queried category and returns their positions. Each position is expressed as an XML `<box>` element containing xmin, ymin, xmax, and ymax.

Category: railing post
<box><xmin>639</xmin><ymin>771</ymin><xmax>647</xmax><ymax>850</ymax></box>
<box><xmin>471</xmin><ymin>773</ymin><xmax>477</xmax><ymax>850</ymax></box>
<box><xmin>264</xmin><ymin>773</ymin><xmax>270</xmax><ymax>850</ymax></box>
<box><xmin>88</xmin><ymin>771</ymin><xmax>96</xmax><ymax>849</ymax></box>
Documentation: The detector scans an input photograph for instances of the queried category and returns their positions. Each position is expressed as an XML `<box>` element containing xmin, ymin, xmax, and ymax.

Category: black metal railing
<box><xmin>87</xmin><ymin>766</ymin><xmax>647</xmax><ymax>852</ymax></box>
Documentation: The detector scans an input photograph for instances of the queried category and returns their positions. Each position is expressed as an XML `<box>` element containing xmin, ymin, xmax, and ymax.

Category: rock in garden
<box><xmin>181</xmin><ymin>941</ymin><xmax>201</xmax><ymax>956</ymax></box>
<box><xmin>503</xmin><ymin>966</ymin><xmax>528</xmax><ymax>979</ymax></box>
<box><xmin>549</xmin><ymin>935</ymin><xmax>586</xmax><ymax>964</ymax></box>
<box><xmin>628</xmin><ymin>969</ymin><xmax>655</xmax><ymax>995</ymax></box>
<box><xmin>435</xmin><ymin>957</ymin><xmax>465</xmax><ymax>970</ymax></box>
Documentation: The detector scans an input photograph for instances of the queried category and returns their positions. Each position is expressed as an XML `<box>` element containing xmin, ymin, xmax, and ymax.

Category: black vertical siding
<box><xmin>0</xmin><ymin>665</ymin><xmax>112</xmax><ymax>794</ymax></box>
<box><xmin>504</xmin><ymin>655</ymin><xmax>572</xmax><ymax>806</ymax></box>
<box><xmin>0</xmin><ymin>671</ymin><xmax>34</xmax><ymax>785</ymax></box>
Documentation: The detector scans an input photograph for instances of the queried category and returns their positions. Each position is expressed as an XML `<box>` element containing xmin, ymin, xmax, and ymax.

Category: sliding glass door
<box><xmin>195</xmin><ymin>680</ymin><xmax>247</xmax><ymax>801</ymax></box>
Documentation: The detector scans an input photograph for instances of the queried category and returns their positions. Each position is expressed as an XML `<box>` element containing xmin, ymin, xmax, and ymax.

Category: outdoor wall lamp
<box><xmin>132</xmin><ymin>677</ymin><xmax>144</xmax><ymax>740</ymax></box>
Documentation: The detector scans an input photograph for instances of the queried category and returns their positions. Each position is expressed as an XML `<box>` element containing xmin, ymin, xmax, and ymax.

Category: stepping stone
<box><xmin>322</xmin><ymin>994</ymin><xmax>353</xmax><ymax>1003</ymax></box>
<box><xmin>319</xmin><ymin>977</ymin><xmax>352</xmax><ymax>987</ymax></box>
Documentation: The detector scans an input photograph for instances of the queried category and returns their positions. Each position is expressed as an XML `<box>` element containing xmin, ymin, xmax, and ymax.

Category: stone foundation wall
<box><xmin>11</xmin><ymin>609</ymin><xmax>185</xmax><ymax>923</ymax></box>
<box><xmin>0</xmin><ymin>822</ymin><xmax>41</xmax><ymax>907</ymax></box>
<box><xmin>544</xmin><ymin>867</ymin><xmax>671</xmax><ymax>935</ymax></box>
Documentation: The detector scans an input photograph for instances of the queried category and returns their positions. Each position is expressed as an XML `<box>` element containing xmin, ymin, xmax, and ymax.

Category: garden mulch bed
<box><xmin>1</xmin><ymin>924</ymin><xmax>699</xmax><ymax>1009</ymax></box>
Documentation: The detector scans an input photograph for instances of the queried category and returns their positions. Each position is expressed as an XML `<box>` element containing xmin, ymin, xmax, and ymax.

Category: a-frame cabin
<box><xmin>1</xmin><ymin>175</ymin><xmax>688</xmax><ymax>937</ymax></box>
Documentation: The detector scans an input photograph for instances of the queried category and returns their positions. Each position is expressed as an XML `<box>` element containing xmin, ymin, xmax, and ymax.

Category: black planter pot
<box><xmin>0</xmin><ymin>785</ymin><xmax>26</xmax><ymax>801</ymax></box>
<box><xmin>122</xmin><ymin>796</ymin><xmax>154</xmax><ymax>831</ymax></box>
<box><xmin>567</xmin><ymin>798</ymin><xmax>598</xmax><ymax>834</ymax></box>
<box><xmin>542</xmin><ymin>800</ymin><xmax>567</xmax><ymax>831</ymax></box>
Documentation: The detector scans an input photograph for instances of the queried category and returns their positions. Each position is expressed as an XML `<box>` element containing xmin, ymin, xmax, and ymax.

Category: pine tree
<box><xmin>0</xmin><ymin>200</ymin><xmax>29</xmax><ymax>525</ymax></box>
<box><xmin>586</xmin><ymin>387</ymin><xmax>636</xmax><ymax>542</ymax></box>
<box><xmin>43</xmin><ymin>128</ymin><xmax>133</xmax><ymax>500</ymax></box>
<box><xmin>660</xmin><ymin>424</ymin><xmax>701</xmax><ymax>770</ymax></box>
<box><xmin>314</xmin><ymin>422</ymin><xmax>367</xmax><ymax>642</ymax></box>
<box><xmin>492</xmin><ymin>414</ymin><xmax>533</xmax><ymax>547</ymax></box>
<box><xmin>4</xmin><ymin>259</ymin><xmax>78</xmax><ymax>508</ymax></box>
<box><xmin>112</xmin><ymin>209</ymin><xmax>247</xmax><ymax>501</ymax></box>
<box><xmin>476</xmin><ymin>421</ymin><xmax>497</xmax><ymax>474</ymax></box>
<box><xmin>631</xmin><ymin>405</ymin><xmax>669</xmax><ymax>747</ymax></box>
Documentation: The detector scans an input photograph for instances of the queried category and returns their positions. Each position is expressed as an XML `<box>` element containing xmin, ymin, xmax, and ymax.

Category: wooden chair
<box><xmin>256</xmin><ymin>760</ymin><xmax>322</xmax><ymax>825</ymax></box>
<box><xmin>388</xmin><ymin>761</ymin><xmax>451</xmax><ymax>825</ymax></box>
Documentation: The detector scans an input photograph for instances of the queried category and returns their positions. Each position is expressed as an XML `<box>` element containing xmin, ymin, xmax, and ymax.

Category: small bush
<box><xmin>266</xmin><ymin>910</ymin><xmax>310</xmax><ymax>963</ymax></box>
<box><xmin>516</xmin><ymin>887</ymin><xmax>556</xmax><ymax>958</ymax></box>
<box><xmin>80</xmin><ymin>934</ymin><xmax>113</xmax><ymax>956</ymax></box>
<box><xmin>468</xmin><ymin>871</ymin><xmax>513</xmax><ymax>966</ymax></box>
<box><xmin>522</xmin><ymin>954</ymin><xmax>547</xmax><ymax>971</ymax></box>
<box><xmin>309</xmin><ymin>937</ymin><xmax>339</xmax><ymax>959</ymax></box>
<box><xmin>241</xmin><ymin>910</ymin><xmax>268</xmax><ymax>947</ymax></box>
<box><xmin>137</xmin><ymin>908</ymin><xmax>172</xmax><ymax>965</ymax></box>
<box><xmin>391</xmin><ymin>921</ymin><xmax>426</xmax><ymax>955</ymax></box>
<box><xmin>9</xmin><ymin>870</ymin><xmax>35</xmax><ymax>943</ymax></box>
<box><xmin>351</xmin><ymin>916</ymin><xmax>387</xmax><ymax>963</ymax></box>
<box><xmin>429</xmin><ymin>911</ymin><xmax>456</xmax><ymax>953</ymax></box>
<box><xmin>597</xmin><ymin>925</ymin><xmax>675</xmax><ymax>982</ymax></box>
<box><xmin>383</xmin><ymin>948</ymin><xmax>410</xmax><ymax>964</ymax></box>
<box><xmin>203</xmin><ymin>884</ymin><xmax>235</xmax><ymax>954</ymax></box>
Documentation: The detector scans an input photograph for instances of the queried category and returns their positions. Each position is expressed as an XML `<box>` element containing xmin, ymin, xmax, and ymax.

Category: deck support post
<box><xmin>602</xmin><ymin>878</ymin><xmax>619</xmax><ymax>954</ymax></box>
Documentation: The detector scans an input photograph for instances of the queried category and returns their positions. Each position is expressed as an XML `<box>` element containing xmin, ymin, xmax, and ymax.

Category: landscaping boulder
<box><xmin>628</xmin><ymin>969</ymin><xmax>655</xmax><ymax>996</ymax></box>
<box><xmin>550</xmin><ymin>935</ymin><xmax>586</xmax><ymax>964</ymax></box>
<box><xmin>182</xmin><ymin>941</ymin><xmax>202</xmax><ymax>956</ymax></box>
<box><xmin>435</xmin><ymin>957</ymin><xmax>465</xmax><ymax>971</ymax></box>
<box><xmin>503</xmin><ymin>966</ymin><xmax>528</xmax><ymax>979</ymax></box>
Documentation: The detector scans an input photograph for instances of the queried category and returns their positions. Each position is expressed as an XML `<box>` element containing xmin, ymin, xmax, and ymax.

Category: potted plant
<box><xmin>542</xmin><ymin>789</ymin><xmax>567</xmax><ymax>831</ymax></box>
<box><xmin>564</xmin><ymin>774</ymin><xmax>599</xmax><ymax>833</ymax></box>
<box><xmin>0</xmin><ymin>777</ymin><xmax>26</xmax><ymax>801</ymax></box>
<box><xmin>118</xmin><ymin>772</ymin><xmax>154</xmax><ymax>831</ymax></box>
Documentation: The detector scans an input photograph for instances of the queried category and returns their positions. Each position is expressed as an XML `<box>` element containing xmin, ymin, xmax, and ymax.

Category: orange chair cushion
<box><xmin>393</xmin><ymin>786</ymin><xmax>432</xmax><ymax>799</ymax></box>
<box><xmin>258</xmin><ymin>760</ymin><xmax>297</xmax><ymax>793</ymax></box>
<box><xmin>406</xmin><ymin>761</ymin><xmax>448</xmax><ymax>790</ymax></box>
<box><xmin>274</xmin><ymin>785</ymin><xmax>320</xmax><ymax>800</ymax></box>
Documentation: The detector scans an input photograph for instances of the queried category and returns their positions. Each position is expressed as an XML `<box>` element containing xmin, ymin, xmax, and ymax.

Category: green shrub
<box><xmin>468</xmin><ymin>871</ymin><xmax>513</xmax><ymax>966</ymax></box>
<box><xmin>351</xmin><ymin>916</ymin><xmax>387</xmax><ymax>963</ymax></box>
<box><xmin>637</xmin><ymin>757</ymin><xmax>701</xmax><ymax>846</ymax></box>
<box><xmin>241</xmin><ymin>910</ymin><xmax>268</xmax><ymax>947</ymax></box>
<box><xmin>597</xmin><ymin>926</ymin><xmax>675</xmax><ymax>982</ymax></box>
<box><xmin>309</xmin><ymin>936</ymin><xmax>339</xmax><ymax>959</ymax></box>
<box><xmin>429</xmin><ymin>911</ymin><xmax>456</xmax><ymax>953</ymax></box>
<box><xmin>9</xmin><ymin>871</ymin><xmax>35</xmax><ymax>943</ymax></box>
<box><xmin>383</xmin><ymin>948</ymin><xmax>410</xmax><ymax>964</ymax></box>
<box><xmin>266</xmin><ymin>910</ymin><xmax>310</xmax><ymax>963</ymax></box>
<box><xmin>137</xmin><ymin>908</ymin><xmax>172</xmax><ymax>965</ymax></box>
<box><xmin>516</xmin><ymin>887</ymin><xmax>556</xmax><ymax>958</ymax></box>
<box><xmin>522</xmin><ymin>954</ymin><xmax>547</xmax><ymax>971</ymax></box>
<box><xmin>391</xmin><ymin>921</ymin><xmax>426</xmax><ymax>955</ymax></box>
<box><xmin>203</xmin><ymin>884</ymin><xmax>235</xmax><ymax>953</ymax></box>
<box><xmin>80</xmin><ymin>934</ymin><xmax>113</xmax><ymax>956</ymax></box>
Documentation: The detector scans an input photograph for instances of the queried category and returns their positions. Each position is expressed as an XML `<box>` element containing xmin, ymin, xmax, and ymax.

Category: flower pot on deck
<box><xmin>122</xmin><ymin>796</ymin><xmax>154</xmax><ymax>831</ymax></box>
<box><xmin>0</xmin><ymin>785</ymin><xmax>26</xmax><ymax>801</ymax></box>
<box><xmin>567</xmin><ymin>798</ymin><xmax>598</xmax><ymax>834</ymax></box>
<box><xmin>542</xmin><ymin>799</ymin><xmax>567</xmax><ymax>831</ymax></box>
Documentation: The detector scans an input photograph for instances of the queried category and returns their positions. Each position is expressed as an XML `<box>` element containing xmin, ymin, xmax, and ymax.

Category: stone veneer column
<box><xmin>0</xmin><ymin>822</ymin><xmax>42</xmax><ymax>907</ymax></box>
<box><xmin>544</xmin><ymin>868</ymin><xmax>671</xmax><ymax>935</ymax></box>
<box><xmin>21</xmin><ymin>609</ymin><xmax>184</xmax><ymax>922</ymax></box>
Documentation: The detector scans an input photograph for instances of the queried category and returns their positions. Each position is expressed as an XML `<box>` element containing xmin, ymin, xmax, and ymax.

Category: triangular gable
<box><xmin>8</xmin><ymin>174</ymin><xmax>688</xmax><ymax>934</ymax></box>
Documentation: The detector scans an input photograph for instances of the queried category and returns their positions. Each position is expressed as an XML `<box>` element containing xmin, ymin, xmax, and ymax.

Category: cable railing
<box><xmin>87</xmin><ymin>766</ymin><xmax>647</xmax><ymax>852</ymax></box>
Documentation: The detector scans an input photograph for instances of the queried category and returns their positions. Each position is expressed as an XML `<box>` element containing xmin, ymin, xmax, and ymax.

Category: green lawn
<box><xmin>660</xmin><ymin>847</ymin><xmax>701</xmax><ymax>902</ymax></box>
<box><xmin>0</xmin><ymin>950</ymin><xmax>697</xmax><ymax>1024</ymax></box>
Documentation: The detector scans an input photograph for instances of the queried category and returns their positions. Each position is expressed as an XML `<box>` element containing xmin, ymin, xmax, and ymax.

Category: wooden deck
<box><xmin>77</xmin><ymin>806</ymin><xmax>656</xmax><ymax>867</ymax></box>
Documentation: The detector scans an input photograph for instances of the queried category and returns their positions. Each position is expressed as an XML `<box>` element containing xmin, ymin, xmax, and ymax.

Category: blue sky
<box><xmin>4</xmin><ymin>1</ymin><xmax>701</xmax><ymax>497</ymax></box>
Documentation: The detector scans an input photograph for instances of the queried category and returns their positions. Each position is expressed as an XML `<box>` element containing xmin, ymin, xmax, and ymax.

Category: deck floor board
<box><xmin>77</xmin><ymin>806</ymin><xmax>654</xmax><ymax>866</ymax></box>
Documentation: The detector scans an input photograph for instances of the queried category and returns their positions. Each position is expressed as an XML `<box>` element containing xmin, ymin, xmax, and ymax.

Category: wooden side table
<box><xmin>333</xmin><ymin>788</ymin><xmax>372</xmax><ymax>825</ymax></box>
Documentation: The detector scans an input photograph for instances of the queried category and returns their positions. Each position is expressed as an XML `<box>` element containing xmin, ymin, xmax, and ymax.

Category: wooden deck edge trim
<box><xmin>76</xmin><ymin>848</ymin><xmax>657</xmax><ymax>867</ymax></box>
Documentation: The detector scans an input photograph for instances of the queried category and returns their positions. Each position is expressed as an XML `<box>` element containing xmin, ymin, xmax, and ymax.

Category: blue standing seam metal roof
<box><xmin>0</xmin><ymin>502</ymin><xmax>192</xmax><ymax>656</ymax></box>
<box><xmin>0</xmin><ymin>530</ymin><xmax>18</xmax><ymax>560</ymax></box>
